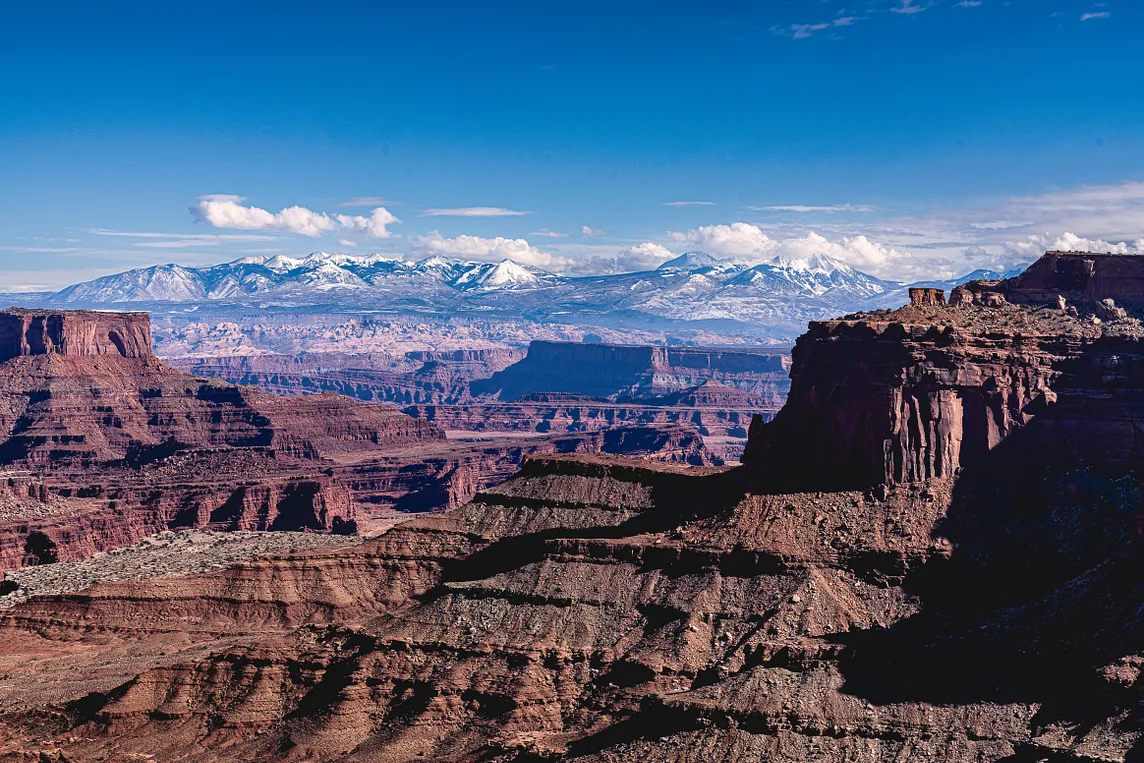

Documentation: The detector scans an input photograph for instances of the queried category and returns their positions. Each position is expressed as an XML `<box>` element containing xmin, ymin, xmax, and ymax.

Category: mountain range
<box><xmin>22</xmin><ymin>252</ymin><xmax>1028</xmax><ymax>339</ymax></box>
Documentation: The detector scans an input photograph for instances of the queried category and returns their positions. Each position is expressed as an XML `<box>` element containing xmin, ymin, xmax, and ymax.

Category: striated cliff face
<box><xmin>472</xmin><ymin>340</ymin><xmax>790</xmax><ymax>402</ymax></box>
<box><xmin>11</xmin><ymin>257</ymin><xmax>1144</xmax><ymax>761</ymax></box>
<box><xmin>1006</xmin><ymin>250</ymin><xmax>1144</xmax><ymax>304</ymax></box>
<box><xmin>743</xmin><ymin>291</ymin><xmax>1144</xmax><ymax>489</ymax></box>
<box><xmin>0</xmin><ymin>310</ymin><xmax>442</xmax><ymax>567</ymax></box>
<box><xmin>0</xmin><ymin>311</ymin><xmax>720</xmax><ymax>569</ymax></box>
<box><xmin>0</xmin><ymin>308</ymin><xmax>152</xmax><ymax>361</ymax></box>
<box><xmin>169</xmin><ymin>349</ymin><xmax>526</xmax><ymax>405</ymax></box>
<box><xmin>742</xmin><ymin>316</ymin><xmax>1058</xmax><ymax>487</ymax></box>
<box><xmin>0</xmin><ymin>354</ymin><xmax>444</xmax><ymax>467</ymax></box>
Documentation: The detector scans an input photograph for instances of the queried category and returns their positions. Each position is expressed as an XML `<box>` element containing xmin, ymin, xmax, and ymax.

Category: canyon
<box><xmin>1</xmin><ymin>251</ymin><xmax>1143</xmax><ymax>761</ymax></box>
<box><xmin>170</xmin><ymin>340</ymin><xmax>789</xmax><ymax>461</ymax></box>
<box><xmin>0</xmin><ymin>309</ymin><xmax>719</xmax><ymax>570</ymax></box>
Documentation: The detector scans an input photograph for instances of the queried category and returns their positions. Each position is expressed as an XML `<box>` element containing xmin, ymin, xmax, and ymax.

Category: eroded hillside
<box><xmin>2</xmin><ymin>252</ymin><xmax>1144</xmax><ymax>761</ymax></box>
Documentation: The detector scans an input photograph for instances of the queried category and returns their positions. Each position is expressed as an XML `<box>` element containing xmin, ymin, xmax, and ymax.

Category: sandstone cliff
<box><xmin>471</xmin><ymin>340</ymin><xmax>790</xmax><ymax>402</ymax></box>
<box><xmin>0</xmin><ymin>309</ymin><xmax>152</xmax><ymax>361</ymax></box>
<box><xmin>7</xmin><ymin>258</ymin><xmax>1144</xmax><ymax>761</ymax></box>
<box><xmin>743</xmin><ymin>288</ymin><xmax>1144</xmax><ymax>489</ymax></box>
<box><xmin>0</xmin><ymin>311</ymin><xmax>719</xmax><ymax>570</ymax></box>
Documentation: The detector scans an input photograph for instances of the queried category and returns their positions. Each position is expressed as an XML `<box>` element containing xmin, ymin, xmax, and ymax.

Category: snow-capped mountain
<box><xmin>657</xmin><ymin>252</ymin><xmax>722</xmax><ymax>271</ymax></box>
<box><xmin>34</xmin><ymin>250</ymin><xmax>1002</xmax><ymax>339</ymax></box>
<box><xmin>726</xmin><ymin>254</ymin><xmax>888</xmax><ymax>300</ymax></box>
<box><xmin>450</xmin><ymin>260</ymin><xmax>559</xmax><ymax>291</ymax></box>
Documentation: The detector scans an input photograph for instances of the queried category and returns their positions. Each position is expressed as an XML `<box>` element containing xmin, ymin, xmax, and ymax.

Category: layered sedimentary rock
<box><xmin>0</xmin><ymin>309</ymin><xmax>152</xmax><ymax>361</ymax></box>
<box><xmin>473</xmin><ymin>340</ymin><xmax>790</xmax><ymax>402</ymax></box>
<box><xmin>744</xmin><ymin>259</ymin><xmax>1144</xmax><ymax>489</ymax></box>
<box><xmin>0</xmin><ymin>310</ymin><xmax>718</xmax><ymax>569</ymax></box>
<box><xmin>0</xmin><ymin>311</ymin><xmax>434</xmax><ymax>566</ymax></box>
<box><xmin>10</xmin><ymin>254</ymin><xmax>1144</xmax><ymax>761</ymax></box>
<box><xmin>169</xmin><ymin>349</ymin><xmax>525</xmax><ymax>405</ymax></box>
<box><xmin>173</xmin><ymin>344</ymin><xmax>784</xmax><ymax>462</ymax></box>
<box><xmin>401</xmin><ymin>396</ymin><xmax>758</xmax><ymax>438</ymax></box>
<box><xmin>336</xmin><ymin>425</ymin><xmax>718</xmax><ymax>515</ymax></box>
<box><xmin>1006</xmin><ymin>250</ymin><xmax>1144</xmax><ymax>303</ymax></box>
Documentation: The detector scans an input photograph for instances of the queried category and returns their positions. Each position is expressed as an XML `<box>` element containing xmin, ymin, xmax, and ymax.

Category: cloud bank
<box><xmin>662</xmin><ymin>223</ymin><xmax>912</xmax><ymax>276</ymax></box>
<box><xmin>409</xmin><ymin>232</ymin><xmax>566</xmax><ymax>269</ymax></box>
<box><xmin>418</xmin><ymin>207</ymin><xmax>529</xmax><ymax>217</ymax></box>
<box><xmin>190</xmin><ymin>196</ymin><xmax>400</xmax><ymax>238</ymax></box>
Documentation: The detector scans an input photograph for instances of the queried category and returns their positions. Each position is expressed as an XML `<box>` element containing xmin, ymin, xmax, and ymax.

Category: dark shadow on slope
<box><xmin>836</xmin><ymin>342</ymin><xmax>1144</xmax><ymax>746</ymax></box>
<box><xmin>423</xmin><ymin>465</ymin><xmax>748</xmax><ymax>597</ymax></box>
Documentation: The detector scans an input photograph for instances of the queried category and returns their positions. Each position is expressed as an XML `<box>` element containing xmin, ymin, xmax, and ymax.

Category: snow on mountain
<box><xmin>38</xmin><ymin>249</ymin><xmax>995</xmax><ymax>338</ymax></box>
<box><xmin>724</xmin><ymin>254</ymin><xmax>889</xmax><ymax>299</ymax></box>
<box><xmin>657</xmin><ymin>251</ymin><xmax>721</xmax><ymax>271</ymax></box>
<box><xmin>53</xmin><ymin>264</ymin><xmax>207</xmax><ymax>303</ymax></box>
<box><xmin>452</xmin><ymin>260</ymin><xmax>557</xmax><ymax>291</ymax></box>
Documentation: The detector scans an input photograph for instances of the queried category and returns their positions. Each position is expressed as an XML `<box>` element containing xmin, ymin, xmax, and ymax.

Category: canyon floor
<box><xmin>3</xmin><ymin>252</ymin><xmax>1144</xmax><ymax>761</ymax></box>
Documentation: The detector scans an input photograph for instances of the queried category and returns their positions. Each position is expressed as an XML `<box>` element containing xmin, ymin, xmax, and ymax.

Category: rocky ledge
<box><xmin>0</xmin><ymin>310</ymin><xmax>721</xmax><ymax>570</ymax></box>
<box><xmin>0</xmin><ymin>308</ymin><xmax>153</xmax><ymax>361</ymax></box>
<box><xmin>1</xmin><ymin>252</ymin><xmax>1144</xmax><ymax>760</ymax></box>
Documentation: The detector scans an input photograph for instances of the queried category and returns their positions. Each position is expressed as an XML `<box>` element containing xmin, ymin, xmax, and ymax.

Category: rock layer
<box><xmin>745</xmin><ymin>299</ymin><xmax>1144</xmax><ymax>491</ymax></box>
<box><xmin>473</xmin><ymin>340</ymin><xmax>790</xmax><ymax>402</ymax></box>
<box><xmin>9</xmin><ymin>256</ymin><xmax>1144</xmax><ymax>760</ymax></box>
<box><xmin>0</xmin><ymin>308</ymin><xmax>152</xmax><ymax>361</ymax></box>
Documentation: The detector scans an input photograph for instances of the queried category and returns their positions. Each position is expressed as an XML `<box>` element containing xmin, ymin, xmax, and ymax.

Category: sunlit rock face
<box><xmin>0</xmin><ymin>308</ymin><xmax>153</xmax><ymax>360</ymax></box>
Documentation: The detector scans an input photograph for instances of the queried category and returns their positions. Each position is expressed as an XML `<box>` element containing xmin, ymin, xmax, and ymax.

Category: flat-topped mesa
<box><xmin>743</xmin><ymin>317</ymin><xmax>1049</xmax><ymax>489</ymax></box>
<box><xmin>954</xmin><ymin>251</ymin><xmax>1144</xmax><ymax>307</ymax></box>
<box><xmin>0</xmin><ymin>309</ymin><xmax>152</xmax><ymax>361</ymax></box>
<box><xmin>743</xmin><ymin>255</ymin><xmax>1144</xmax><ymax>491</ymax></box>
<box><xmin>472</xmin><ymin>340</ymin><xmax>788</xmax><ymax>401</ymax></box>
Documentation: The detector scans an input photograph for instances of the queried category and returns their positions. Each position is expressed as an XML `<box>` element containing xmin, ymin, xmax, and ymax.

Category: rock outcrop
<box><xmin>0</xmin><ymin>308</ymin><xmax>152</xmax><ymax>361</ymax></box>
<box><xmin>9</xmin><ymin>255</ymin><xmax>1144</xmax><ymax>761</ymax></box>
<box><xmin>1006</xmin><ymin>250</ymin><xmax>1144</xmax><ymax>304</ymax></box>
<box><xmin>172</xmin><ymin>343</ymin><xmax>785</xmax><ymax>463</ymax></box>
<box><xmin>0</xmin><ymin>311</ymin><xmax>721</xmax><ymax>569</ymax></box>
<box><xmin>472</xmin><ymin>340</ymin><xmax>790</xmax><ymax>401</ymax></box>
<box><xmin>169</xmin><ymin>348</ymin><xmax>526</xmax><ymax>406</ymax></box>
<box><xmin>908</xmin><ymin>287</ymin><xmax>946</xmax><ymax>306</ymax></box>
<box><xmin>744</xmin><ymin>256</ymin><xmax>1144</xmax><ymax>490</ymax></box>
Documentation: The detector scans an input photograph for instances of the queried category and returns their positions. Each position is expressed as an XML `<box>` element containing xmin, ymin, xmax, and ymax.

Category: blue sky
<box><xmin>2</xmin><ymin>0</ymin><xmax>1142</xmax><ymax>288</ymax></box>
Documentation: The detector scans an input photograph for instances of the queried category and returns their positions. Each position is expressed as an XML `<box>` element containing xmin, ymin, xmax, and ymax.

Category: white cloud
<box><xmin>409</xmin><ymin>232</ymin><xmax>564</xmax><ymax>269</ymax></box>
<box><xmin>663</xmin><ymin>201</ymin><xmax>716</xmax><ymax>207</ymax></box>
<box><xmin>418</xmin><ymin>207</ymin><xmax>530</xmax><ymax>217</ymax></box>
<box><xmin>750</xmin><ymin>204</ymin><xmax>875</xmax><ymax>213</ymax></box>
<box><xmin>891</xmin><ymin>0</ymin><xmax>928</xmax><ymax>14</ymax></box>
<box><xmin>784</xmin><ymin>14</ymin><xmax>861</xmax><ymax>39</ymax></box>
<box><xmin>190</xmin><ymin>198</ymin><xmax>400</xmax><ymax>238</ymax></box>
<box><xmin>339</xmin><ymin>239</ymin><xmax>358</xmax><ymax>247</ymax></box>
<box><xmin>0</xmin><ymin>245</ymin><xmax>93</xmax><ymax>253</ymax></box>
<box><xmin>532</xmin><ymin>226</ymin><xmax>605</xmax><ymax>239</ymax></box>
<box><xmin>1005</xmin><ymin>232</ymin><xmax>1144</xmax><ymax>259</ymax></box>
<box><xmin>969</xmin><ymin>220</ymin><xmax>1034</xmax><ymax>230</ymax></box>
<box><xmin>670</xmin><ymin>223</ymin><xmax>776</xmax><ymax>258</ymax></box>
<box><xmin>957</xmin><ymin>1</ymin><xmax>982</xmax><ymax>6</ymax></box>
<box><xmin>619</xmin><ymin>242</ymin><xmax>675</xmax><ymax>268</ymax></box>
<box><xmin>88</xmin><ymin>229</ymin><xmax>279</xmax><ymax>242</ymax></box>
<box><xmin>667</xmin><ymin>223</ymin><xmax>913</xmax><ymax>277</ymax></box>
<box><xmin>791</xmin><ymin>22</ymin><xmax>832</xmax><ymax>38</ymax></box>
<box><xmin>195</xmin><ymin>193</ymin><xmax>245</xmax><ymax>203</ymax></box>
<box><xmin>979</xmin><ymin>181</ymin><xmax>1144</xmax><ymax>240</ymax></box>
<box><xmin>135</xmin><ymin>240</ymin><xmax>219</xmax><ymax>249</ymax></box>
<box><xmin>1081</xmin><ymin>11</ymin><xmax>1111</xmax><ymax>20</ymax></box>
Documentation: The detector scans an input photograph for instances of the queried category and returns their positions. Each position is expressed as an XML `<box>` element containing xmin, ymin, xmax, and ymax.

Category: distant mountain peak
<box><xmin>657</xmin><ymin>252</ymin><xmax>721</xmax><ymax>271</ymax></box>
<box><xmin>40</xmin><ymin>249</ymin><xmax>913</xmax><ymax>339</ymax></box>
<box><xmin>768</xmin><ymin>253</ymin><xmax>853</xmax><ymax>275</ymax></box>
